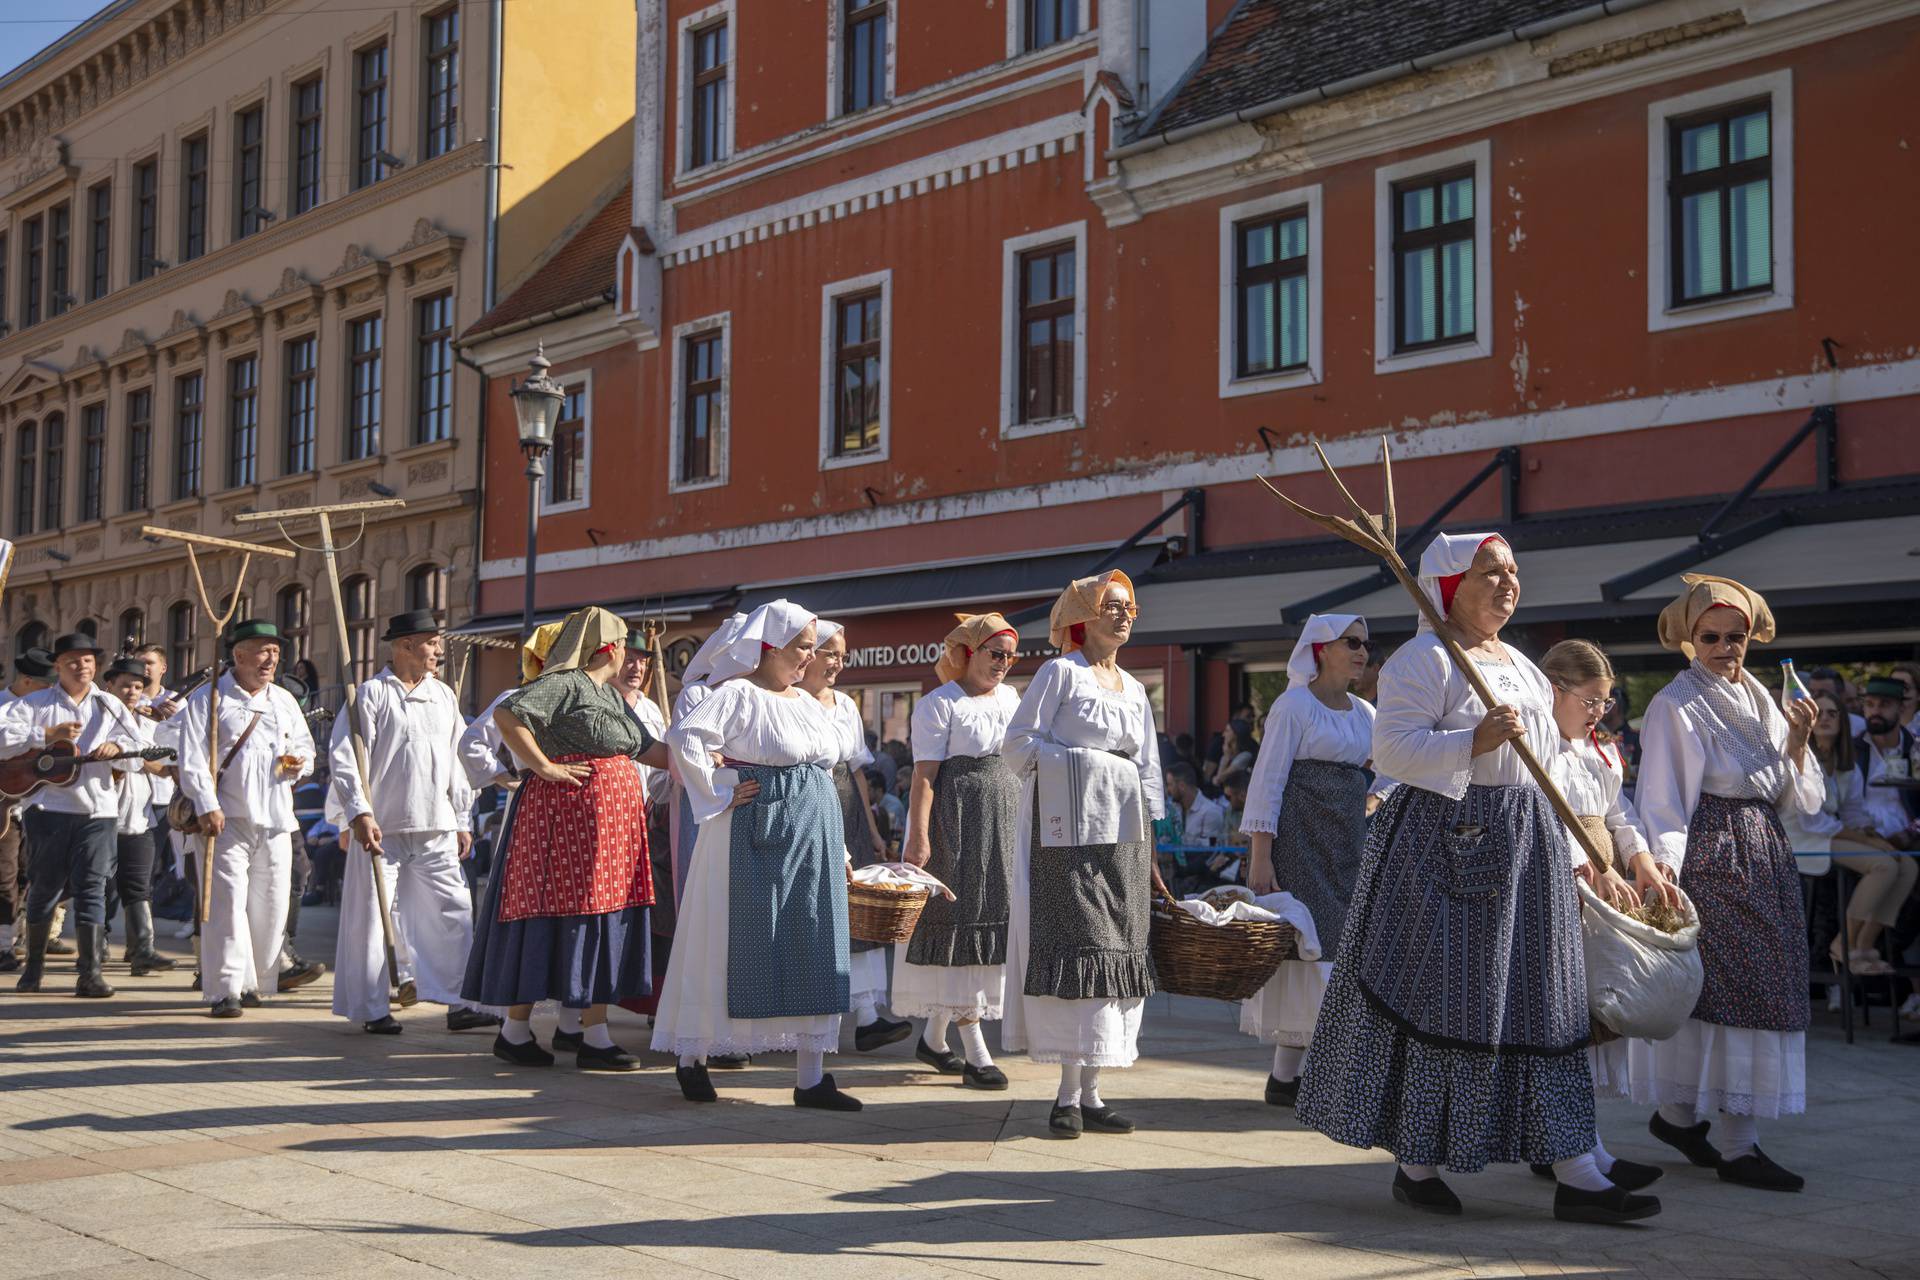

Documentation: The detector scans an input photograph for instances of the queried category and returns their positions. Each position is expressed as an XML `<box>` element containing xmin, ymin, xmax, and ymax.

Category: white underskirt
<box><xmin>891</xmin><ymin>948</ymin><xmax>1006</xmax><ymax>1020</ymax></box>
<box><xmin>849</xmin><ymin>948</ymin><xmax>890</xmax><ymax>1008</ymax></box>
<box><xmin>1627</xmin><ymin>1019</ymin><xmax>1806</xmax><ymax>1118</ymax></box>
<box><xmin>647</xmin><ymin>806</ymin><xmax>842</xmax><ymax>1059</ymax></box>
<box><xmin>1589</xmin><ymin>1037</ymin><xmax>1630</xmax><ymax>1099</ymax></box>
<box><xmin>1238</xmin><ymin>959</ymin><xmax>1331</xmax><ymax>1047</ymax></box>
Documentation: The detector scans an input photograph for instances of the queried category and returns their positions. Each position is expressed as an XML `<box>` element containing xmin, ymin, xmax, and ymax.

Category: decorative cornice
<box><xmin>207</xmin><ymin>287</ymin><xmax>263</xmax><ymax>345</ymax></box>
<box><xmin>325</xmin><ymin>242</ymin><xmax>391</xmax><ymax>307</ymax></box>
<box><xmin>390</xmin><ymin>217</ymin><xmax>466</xmax><ymax>286</ymax></box>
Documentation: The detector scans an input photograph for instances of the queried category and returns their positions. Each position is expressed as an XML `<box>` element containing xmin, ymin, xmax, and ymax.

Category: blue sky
<box><xmin>0</xmin><ymin>2</ymin><xmax>107</xmax><ymax>82</ymax></box>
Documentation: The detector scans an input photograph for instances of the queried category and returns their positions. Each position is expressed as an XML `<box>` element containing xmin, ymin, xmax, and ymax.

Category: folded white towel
<box><xmin>850</xmin><ymin>861</ymin><xmax>956</xmax><ymax>900</ymax></box>
<box><xmin>1168</xmin><ymin>890</ymin><xmax>1322</xmax><ymax>961</ymax></box>
<box><xmin>1034</xmin><ymin>743</ymin><xmax>1147</xmax><ymax>849</ymax></box>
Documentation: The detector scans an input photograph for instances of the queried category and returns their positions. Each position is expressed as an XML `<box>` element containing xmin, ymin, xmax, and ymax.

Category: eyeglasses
<box><xmin>981</xmin><ymin>650</ymin><xmax>1017</xmax><ymax>666</ymax></box>
<box><xmin>1696</xmin><ymin>631</ymin><xmax>1748</xmax><ymax>648</ymax></box>
<box><xmin>1333</xmin><ymin>636</ymin><xmax>1371</xmax><ymax>652</ymax></box>
<box><xmin>1555</xmin><ymin>688</ymin><xmax>1616</xmax><ymax>713</ymax></box>
<box><xmin>1099</xmin><ymin>602</ymin><xmax>1139</xmax><ymax>619</ymax></box>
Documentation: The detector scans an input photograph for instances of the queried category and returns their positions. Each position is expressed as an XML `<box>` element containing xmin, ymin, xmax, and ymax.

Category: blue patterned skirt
<box><xmin>727</xmin><ymin>763</ymin><xmax>849</xmax><ymax>1020</ymax></box>
<box><xmin>1295</xmin><ymin>782</ymin><xmax>1596</xmax><ymax>1172</ymax></box>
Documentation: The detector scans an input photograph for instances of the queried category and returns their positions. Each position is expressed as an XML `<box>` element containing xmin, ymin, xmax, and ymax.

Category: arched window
<box><xmin>276</xmin><ymin>584</ymin><xmax>309</xmax><ymax>664</ymax></box>
<box><xmin>14</xmin><ymin>422</ymin><xmax>35</xmax><ymax>536</ymax></box>
<box><xmin>74</xmin><ymin>617</ymin><xmax>98</xmax><ymax>642</ymax></box>
<box><xmin>41</xmin><ymin>412</ymin><xmax>64</xmax><ymax>531</ymax></box>
<box><xmin>404</xmin><ymin>562</ymin><xmax>445</xmax><ymax>620</ymax></box>
<box><xmin>343</xmin><ymin>574</ymin><xmax>375</xmax><ymax>684</ymax></box>
<box><xmin>118</xmin><ymin>608</ymin><xmax>146</xmax><ymax>651</ymax></box>
<box><xmin>219</xmin><ymin>592</ymin><xmax>253</xmax><ymax>626</ymax></box>
<box><xmin>167</xmin><ymin>602</ymin><xmax>197</xmax><ymax>678</ymax></box>
<box><xmin>17</xmin><ymin>620</ymin><xmax>50</xmax><ymax>659</ymax></box>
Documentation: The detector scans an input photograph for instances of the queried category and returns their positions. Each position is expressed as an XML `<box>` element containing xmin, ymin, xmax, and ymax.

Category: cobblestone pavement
<box><xmin>3</xmin><ymin>907</ymin><xmax>1918</xmax><ymax>1279</ymax></box>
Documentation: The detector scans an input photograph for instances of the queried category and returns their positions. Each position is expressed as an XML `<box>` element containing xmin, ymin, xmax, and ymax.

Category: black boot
<box><xmin>74</xmin><ymin>924</ymin><xmax>115</xmax><ymax>998</ymax></box>
<box><xmin>15</xmin><ymin>920</ymin><xmax>49</xmax><ymax>992</ymax></box>
<box><xmin>1648</xmin><ymin>1111</ymin><xmax>1721</xmax><ymax>1168</ymax></box>
<box><xmin>127</xmin><ymin>903</ymin><xmax>175</xmax><ymax>975</ymax></box>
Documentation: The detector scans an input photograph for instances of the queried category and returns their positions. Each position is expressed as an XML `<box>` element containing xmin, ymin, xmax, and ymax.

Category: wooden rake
<box><xmin>1257</xmin><ymin>437</ymin><xmax>1603</xmax><ymax>865</ymax></box>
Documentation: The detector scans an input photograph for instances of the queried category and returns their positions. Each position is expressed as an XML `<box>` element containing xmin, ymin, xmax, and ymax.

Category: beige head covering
<box><xmin>936</xmin><ymin>612</ymin><xmax>1017</xmax><ymax>684</ymax></box>
<box><xmin>536</xmin><ymin>606</ymin><xmax>629</xmax><ymax>676</ymax></box>
<box><xmin>1656</xmin><ymin>573</ymin><xmax>1777</xmax><ymax>659</ymax></box>
<box><xmin>519</xmin><ymin>620</ymin><xmax>566</xmax><ymax>682</ymax></box>
<box><xmin>1047</xmin><ymin>570</ymin><xmax>1135</xmax><ymax>651</ymax></box>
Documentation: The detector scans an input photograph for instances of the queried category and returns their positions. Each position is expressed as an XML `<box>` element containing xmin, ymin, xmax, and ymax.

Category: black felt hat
<box><xmin>381</xmin><ymin>609</ymin><xmax>442</xmax><ymax>643</ymax></box>
<box><xmin>13</xmin><ymin>647</ymin><xmax>54</xmax><ymax>679</ymax></box>
<box><xmin>51</xmin><ymin>632</ymin><xmax>107</xmax><ymax>660</ymax></box>
<box><xmin>104</xmin><ymin>657</ymin><xmax>150</xmax><ymax>683</ymax></box>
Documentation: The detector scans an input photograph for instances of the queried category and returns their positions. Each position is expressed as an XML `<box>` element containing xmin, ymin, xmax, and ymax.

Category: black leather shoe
<box><xmin>74</xmin><ymin>971</ymin><xmax>115</xmax><ymax>998</ymax></box>
<box><xmin>915</xmin><ymin>1039</ymin><xmax>965</xmax><ymax>1074</ymax></box>
<box><xmin>1553</xmin><ymin>1182</ymin><xmax>1661</xmax><ymax>1224</ymax></box>
<box><xmin>1081</xmin><ymin>1105</ymin><xmax>1135</xmax><ymax>1134</ymax></box>
<box><xmin>240</xmin><ymin>990</ymin><xmax>264</xmax><ymax>1008</ymax></box>
<box><xmin>708</xmin><ymin>1052</ymin><xmax>750</xmax><ymax>1069</ymax></box>
<box><xmin>1648</xmin><ymin>1111</ymin><xmax>1721</xmax><ymax>1168</ymax></box>
<box><xmin>277</xmin><ymin>961</ymin><xmax>322</xmax><ymax>991</ymax></box>
<box><xmin>576</xmin><ymin>1041</ymin><xmax>641</xmax><ymax>1071</ymax></box>
<box><xmin>364</xmin><ymin>1015</ymin><xmax>403</xmax><ymax>1034</ymax></box>
<box><xmin>492</xmin><ymin>1033</ymin><xmax>555</xmax><ymax>1067</ymax></box>
<box><xmin>1530</xmin><ymin>1162</ymin><xmax>1555</xmax><ymax>1179</ymax></box>
<box><xmin>1266</xmin><ymin>1075</ymin><xmax>1299</xmax><ymax>1107</ymax></box>
<box><xmin>1718</xmin><ymin>1148</ymin><xmax>1804</xmax><ymax>1192</ymax></box>
<box><xmin>553</xmin><ymin>1029</ymin><xmax>584</xmax><ymax>1052</ymax></box>
<box><xmin>446</xmin><ymin>1007</ymin><xmax>502</xmax><ymax>1031</ymax></box>
<box><xmin>1392</xmin><ymin>1168</ymin><xmax>1462</xmax><ymax>1215</ymax></box>
<box><xmin>1048</xmin><ymin>1104</ymin><xmax>1082</xmax><ymax>1138</ymax></box>
<box><xmin>46</xmin><ymin>936</ymin><xmax>75</xmax><ymax>956</ymax></box>
<box><xmin>854</xmin><ymin>1015</ymin><xmax>914</xmax><ymax>1053</ymax></box>
<box><xmin>793</xmin><ymin>1074</ymin><xmax>862</xmax><ymax>1111</ymax></box>
<box><xmin>962</xmin><ymin>1062</ymin><xmax>1008</xmax><ymax>1091</ymax></box>
<box><xmin>209</xmin><ymin>996</ymin><xmax>243</xmax><ymax>1019</ymax></box>
<box><xmin>131</xmin><ymin>952</ymin><xmax>178</xmax><ymax>977</ymax></box>
<box><xmin>1533</xmin><ymin>1159</ymin><xmax>1664</xmax><ymax>1192</ymax></box>
<box><xmin>676</xmin><ymin>1063</ymin><xmax>718</xmax><ymax>1102</ymax></box>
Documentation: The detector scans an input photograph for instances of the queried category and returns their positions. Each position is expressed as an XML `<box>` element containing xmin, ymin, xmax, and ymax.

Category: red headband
<box><xmin>1436</xmin><ymin>536</ymin><xmax>1505</xmax><ymax>616</ymax></box>
<box><xmin>961</xmin><ymin>629</ymin><xmax>1020</xmax><ymax>662</ymax></box>
<box><xmin>1311</xmin><ymin>641</ymin><xmax>1326</xmax><ymax>665</ymax></box>
<box><xmin>593</xmin><ymin>641</ymin><xmax>620</xmax><ymax>660</ymax></box>
<box><xmin>1069</xmin><ymin>622</ymin><xmax>1087</xmax><ymax>648</ymax></box>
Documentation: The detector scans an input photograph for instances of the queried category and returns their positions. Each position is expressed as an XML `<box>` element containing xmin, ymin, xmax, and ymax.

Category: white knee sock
<box><xmin>1591</xmin><ymin>1135</ymin><xmax>1616</xmax><ymax>1175</ymax></box>
<box><xmin>1399</xmin><ymin>1163</ymin><xmax>1440</xmax><ymax>1181</ymax></box>
<box><xmin>956</xmin><ymin>1021</ymin><xmax>992</xmax><ymax>1068</ymax></box>
<box><xmin>854</xmin><ymin>996</ymin><xmax>879</xmax><ymax>1027</ymax></box>
<box><xmin>796</xmin><ymin>1048</ymin><xmax>825</xmax><ymax>1090</ymax></box>
<box><xmin>1553</xmin><ymin>1152</ymin><xmax>1613</xmax><ymax>1192</ymax></box>
<box><xmin>1716</xmin><ymin>1111</ymin><xmax>1758</xmax><ymax>1160</ymax></box>
<box><xmin>1272</xmin><ymin>1044</ymin><xmax>1304</xmax><ymax>1081</ymax></box>
<box><xmin>1659</xmin><ymin>1102</ymin><xmax>1697</xmax><ymax>1129</ymax></box>
<box><xmin>557</xmin><ymin>1007</ymin><xmax>583</xmax><ymax>1035</ymax></box>
<box><xmin>583</xmin><ymin>1022</ymin><xmax>614</xmax><ymax>1050</ymax></box>
<box><xmin>1081</xmin><ymin>1066</ymin><xmax>1104</xmax><ymax>1109</ymax></box>
<box><xmin>1056</xmin><ymin>1064</ymin><xmax>1082</xmax><ymax>1106</ymax></box>
<box><xmin>678</xmin><ymin>1052</ymin><xmax>702</xmax><ymax>1068</ymax></box>
<box><xmin>923</xmin><ymin>1013</ymin><xmax>951</xmax><ymax>1052</ymax></box>
<box><xmin>502</xmin><ymin>1017</ymin><xmax>534</xmax><ymax>1045</ymax></box>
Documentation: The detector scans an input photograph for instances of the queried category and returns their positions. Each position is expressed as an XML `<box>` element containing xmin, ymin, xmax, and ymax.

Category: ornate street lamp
<box><xmin>510</xmin><ymin>344</ymin><xmax>566</xmax><ymax>642</ymax></box>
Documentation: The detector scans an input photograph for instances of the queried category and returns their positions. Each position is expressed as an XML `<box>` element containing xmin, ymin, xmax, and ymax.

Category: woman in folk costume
<box><xmin>668</xmin><ymin>613</ymin><xmax>748</xmax><ymax>910</ymax></box>
<box><xmin>1536</xmin><ymin>638</ymin><xmax>1677</xmax><ymax>1192</ymax></box>
<box><xmin>1003</xmin><ymin>572</ymin><xmax>1165</xmax><ymax>1139</ymax></box>
<box><xmin>1630</xmin><ymin>575</ymin><xmax>1819</xmax><ymax>1193</ymax></box>
<box><xmin>652</xmin><ymin>601</ymin><xmax>863</xmax><ymax>1112</ymax></box>
<box><xmin>1238</xmin><ymin>613</ymin><xmax>1375</xmax><ymax>1108</ymax></box>
<box><xmin>461</xmin><ymin>606</ymin><xmax>669</xmax><ymax>1070</ymax></box>
<box><xmin>800</xmin><ymin>619</ymin><xmax>912</xmax><ymax>1053</ymax></box>
<box><xmin>897</xmin><ymin>613</ymin><xmax>1023</xmax><ymax>1090</ymax></box>
<box><xmin>1296</xmin><ymin>533</ymin><xmax>1660</xmax><ymax>1226</ymax></box>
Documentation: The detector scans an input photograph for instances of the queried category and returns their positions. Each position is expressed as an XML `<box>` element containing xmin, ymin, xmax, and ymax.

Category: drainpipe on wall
<box><xmin>457</xmin><ymin>347</ymin><xmax>491</xmax><ymax>714</ymax></box>
<box><xmin>485</xmin><ymin>0</ymin><xmax>504</xmax><ymax>310</ymax></box>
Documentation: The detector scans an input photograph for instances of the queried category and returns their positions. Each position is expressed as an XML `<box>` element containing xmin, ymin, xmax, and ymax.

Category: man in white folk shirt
<box><xmin>0</xmin><ymin>646</ymin><xmax>56</xmax><ymax>973</ymax></box>
<box><xmin>175</xmin><ymin>620</ymin><xmax>315</xmax><ymax>1019</ymax></box>
<box><xmin>1</xmin><ymin>633</ymin><xmax>146</xmax><ymax>996</ymax></box>
<box><xmin>331</xmin><ymin>609</ymin><xmax>500</xmax><ymax>1036</ymax></box>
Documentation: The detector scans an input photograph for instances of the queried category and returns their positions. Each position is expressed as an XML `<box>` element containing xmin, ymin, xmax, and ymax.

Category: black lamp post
<box><xmin>509</xmin><ymin>344</ymin><xmax>565</xmax><ymax>642</ymax></box>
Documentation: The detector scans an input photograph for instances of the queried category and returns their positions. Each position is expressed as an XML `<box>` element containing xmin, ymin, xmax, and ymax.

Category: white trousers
<box><xmin>204</xmin><ymin>817</ymin><xmax>291</xmax><ymax>1004</ymax></box>
<box><xmin>332</xmin><ymin>830</ymin><xmax>476</xmax><ymax>1022</ymax></box>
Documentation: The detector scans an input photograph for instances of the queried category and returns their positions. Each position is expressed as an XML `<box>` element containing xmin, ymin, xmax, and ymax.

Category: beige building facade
<box><xmin>0</xmin><ymin>0</ymin><xmax>634</xmax><ymax>704</ymax></box>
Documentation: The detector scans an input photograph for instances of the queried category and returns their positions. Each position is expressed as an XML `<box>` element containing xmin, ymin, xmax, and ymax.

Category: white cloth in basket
<box><xmin>851</xmin><ymin>862</ymin><xmax>955</xmax><ymax>900</ymax></box>
<box><xmin>1170</xmin><ymin>890</ymin><xmax>1322</xmax><ymax>961</ymax></box>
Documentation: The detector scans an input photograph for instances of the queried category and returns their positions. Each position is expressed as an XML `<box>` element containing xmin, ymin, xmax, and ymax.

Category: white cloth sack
<box><xmin>1033</xmin><ymin>743</ymin><xmax>1146</xmax><ymax>848</ymax></box>
<box><xmin>1577</xmin><ymin>880</ymin><xmax>1704</xmax><ymax>1041</ymax></box>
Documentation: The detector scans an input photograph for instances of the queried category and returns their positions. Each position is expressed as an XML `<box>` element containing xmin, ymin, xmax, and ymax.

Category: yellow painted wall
<box><xmin>497</xmin><ymin>0</ymin><xmax>637</xmax><ymax>294</ymax></box>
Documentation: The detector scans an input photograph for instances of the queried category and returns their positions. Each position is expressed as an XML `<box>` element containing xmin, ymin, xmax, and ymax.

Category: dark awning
<box><xmin>736</xmin><ymin>544</ymin><xmax>1166</xmax><ymax>618</ymax></box>
<box><xmin>449</xmin><ymin>589</ymin><xmax>736</xmax><ymax>638</ymax></box>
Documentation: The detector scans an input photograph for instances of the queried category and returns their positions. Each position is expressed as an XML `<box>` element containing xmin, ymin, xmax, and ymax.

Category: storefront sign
<box><xmin>843</xmin><ymin>642</ymin><xmax>1052</xmax><ymax>671</ymax></box>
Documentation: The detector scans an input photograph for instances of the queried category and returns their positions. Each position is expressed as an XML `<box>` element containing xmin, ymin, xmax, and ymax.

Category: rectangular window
<box><xmin>1024</xmin><ymin>0</ymin><xmax>1078</xmax><ymax>50</ymax></box>
<box><xmin>227</xmin><ymin>354</ymin><xmax>259</xmax><ymax>487</ymax></box>
<box><xmin>126</xmin><ymin>388</ymin><xmax>152</xmax><ymax>510</ymax></box>
<box><xmin>291</xmin><ymin>76</ymin><xmax>324</xmax><ymax>214</ymax></box>
<box><xmin>13</xmin><ymin>425</ymin><xmax>34</xmax><ymax>536</ymax></box>
<box><xmin>423</xmin><ymin>7</ymin><xmax>460</xmax><ymax>159</ymax></box>
<box><xmin>87</xmin><ymin>182</ymin><xmax>110</xmax><ymax>301</ymax></box>
<box><xmin>181</xmin><ymin>133</ymin><xmax>208</xmax><ymax>262</ymax></box>
<box><xmin>1391</xmin><ymin>167</ymin><xmax>1475</xmax><ymax>352</ymax></box>
<box><xmin>1016</xmin><ymin>242</ymin><xmax>1076</xmax><ymax>424</ymax></box>
<box><xmin>681</xmin><ymin>332</ymin><xmax>722</xmax><ymax>483</ymax></box>
<box><xmin>413</xmin><ymin>292</ymin><xmax>453</xmax><ymax>444</ymax></box>
<box><xmin>347</xmin><ymin>314</ymin><xmax>383</xmax><ymax>459</ymax></box>
<box><xmin>48</xmin><ymin>203</ymin><xmax>71</xmax><ymax>317</ymax></box>
<box><xmin>355</xmin><ymin>42</ymin><xmax>391</xmax><ymax>188</ymax></box>
<box><xmin>549</xmin><ymin>383</ymin><xmax>587</xmax><ymax>507</ymax></box>
<box><xmin>41</xmin><ymin>416</ymin><xmax>63</xmax><ymax>531</ymax></box>
<box><xmin>832</xmin><ymin>290</ymin><xmax>883</xmax><ymax>456</ymax></box>
<box><xmin>690</xmin><ymin>22</ymin><xmax>728</xmax><ymax>168</ymax></box>
<box><xmin>284</xmin><ymin>335</ymin><xmax>317</xmax><ymax>474</ymax></box>
<box><xmin>22</xmin><ymin>215</ymin><xmax>42</xmax><ymax>328</ymax></box>
<box><xmin>843</xmin><ymin>0</ymin><xmax>887</xmax><ymax>114</ymax></box>
<box><xmin>174</xmin><ymin>372</ymin><xmax>204</xmax><ymax>500</ymax></box>
<box><xmin>1669</xmin><ymin>100</ymin><xmax>1772</xmax><ymax>307</ymax></box>
<box><xmin>1235</xmin><ymin>210</ymin><xmax>1309</xmax><ymax>377</ymax></box>
<box><xmin>234</xmin><ymin>106</ymin><xmax>265</xmax><ymax>239</ymax></box>
<box><xmin>80</xmin><ymin>404</ymin><xmax>105</xmax><ymax>521</ymax></box>
<box><xmin>133</xmin><ymin>159</ymin><xmax>159</xmax><ymax>280</ymax></box>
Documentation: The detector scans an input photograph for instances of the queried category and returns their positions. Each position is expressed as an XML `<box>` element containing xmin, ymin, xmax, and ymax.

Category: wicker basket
<box><xmin>1148</xmin><ymin>896</ymin><xmax>1296</xmax><ymax>1001</ymax></box>
<box><xmin>847</xmin><ymin>879</ymin><xmax>930</xmax><ymax>944</ymax></box>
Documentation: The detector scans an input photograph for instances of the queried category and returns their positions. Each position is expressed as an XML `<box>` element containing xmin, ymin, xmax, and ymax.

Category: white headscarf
<box><xmin>1415</xmin><ymin>531</ymin><xmax>1507</xmax><ymax>631</ymax></box>
<box><xmin>1286</xmin><ymin>613</ymin><xmax>1368</xmax><ymax>688</ymax></box>
<box><xmin>703</xmin><ymin>599</ymin><xmax>817</xmax><ymax>685</ymax></box>
<box><xmin>683</xmin><ymin>613</ymin><xmax>748</xmax><ymax>687</ymax></box>
<box><xmin>815</xmin><ymin>619</ymin><xmax>845</xmax><ymax>648</ymax></box>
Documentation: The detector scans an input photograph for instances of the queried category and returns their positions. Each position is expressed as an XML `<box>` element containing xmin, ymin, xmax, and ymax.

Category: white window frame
<box><xmin>1373</xmin><ymin>139</ymin><xmax>1492</xmax><ymax>375</ymax></box>
<box><xmin>1000</xmin><ymin>220</ymin><xmax>1088</xmax><ymax>439</ymax></box>
<box><xmin>675</xmin><ymin>0</ymin><xmax>735</xmax><ymax>177</ymax></box>
<box><xmin>1645</xmin><ymin>69</ymin><xmax>1793</xmax><ymax>333</ymax></box>
<box><xmin>543</xmin><ymin>369</ymin><xmax>591</xmax><ymax>515</ymax></box>
<box><xmin>818</xmin><ymin>269</ymin><xmax>892</xmax><ymax>471</ymax></box>
<box><xmin>1218</xmin><ymin>184</ymin><xmax>1323</xmax><ymax>399</ymax></box>
<box><xmin>668</xmin><ymin>311</ymin><xmax>731</xmax><ymax>494</ymax></box>
<box><xmin>826</xmin><ymin>0</ymin><xmax>896</xmax><ymax>121</ymax></box>
<box><xmin>1005</xmin><ymin>0</ymin><xmax>1093</xmax><ymax>59</ymax></box>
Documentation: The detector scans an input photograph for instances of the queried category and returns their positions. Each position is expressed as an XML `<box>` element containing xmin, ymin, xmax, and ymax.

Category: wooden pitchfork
<box><xmin>1257</xmin><ymin>436</ymin><xmax>1604</xmax><ymax>866</ymax></box>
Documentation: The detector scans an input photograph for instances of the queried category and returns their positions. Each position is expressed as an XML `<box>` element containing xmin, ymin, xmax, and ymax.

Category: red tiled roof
<box><xmin>463</xmin><ymin>181</ymin><xmax>634</xmax><ymax>340</ymax></box>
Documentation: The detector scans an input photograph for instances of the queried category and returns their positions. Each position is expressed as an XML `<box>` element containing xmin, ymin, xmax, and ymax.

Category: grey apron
<box><xmin>907</xmin><ymin>753</ymin><xmax>1017</xmax><ymax>967</ymax></box>
<box><xmin>726</xmin><ymin>763</ymin><xmax>850</xmax><ymax>1020</ymax></box>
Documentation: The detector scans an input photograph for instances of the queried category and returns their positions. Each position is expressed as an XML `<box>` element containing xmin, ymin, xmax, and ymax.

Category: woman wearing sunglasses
<box><xmin>1633</xmin><ymin>574</ymin><xmax>1821</xmax><ymax>1193</ymax></box>
<box><xmin>1238</xmin><ymin>613</ymin><xmax>1375</xmax><ymax>1109</ymax></box>
<box><xmin>896</xmin><ymin>612</ymin><xmax>1024</xmax><ymax>1089</ymax></box>
<box><xmin>1296</xmin><ymin>534</ymin><xmax>1656</xmax><ymax>1225</ymax></box>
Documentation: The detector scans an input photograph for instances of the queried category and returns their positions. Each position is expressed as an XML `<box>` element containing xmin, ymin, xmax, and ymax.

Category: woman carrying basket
<box><xmin>1003</xmin><ymin>572</ymin><xmax>1165</xmax><ymax>1139</ymax></box>
<box><xmin>1295</xmin><ymin>533</ymin><xmax>1660</xmax><ymax>1225</ymax></box>
<box><xmin>1239</xmin><ymin>613</ymin><xmax>1375</xmax><ymax>1108</ymax></box>
<box><xmin>897</xmin><ymin>613</ymin><xmax>1024</xmax><ymax>1090</ymax></box>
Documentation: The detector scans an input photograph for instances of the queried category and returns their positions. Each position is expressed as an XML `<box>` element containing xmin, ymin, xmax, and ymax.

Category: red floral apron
<box><xmin>499</xmin><ymin>754</ymin><xmax>652</xmax><ymax>922</ymax></box>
